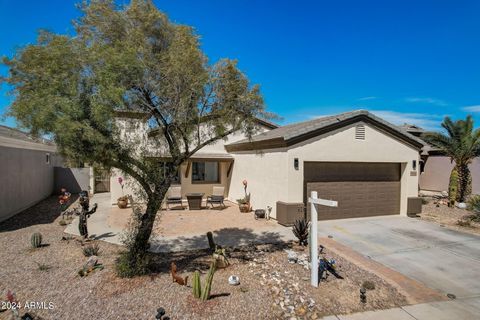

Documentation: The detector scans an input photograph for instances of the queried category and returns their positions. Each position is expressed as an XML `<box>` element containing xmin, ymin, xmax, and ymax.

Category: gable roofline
<box><xmin>113</xmin><ymin>110</ymin><xmax>279</xmax><ymax>130</ymax></box>
<box><xmin>225</xmin><ymin>110</ymin><xmax>425</xmax><ymax>152</ymax></box>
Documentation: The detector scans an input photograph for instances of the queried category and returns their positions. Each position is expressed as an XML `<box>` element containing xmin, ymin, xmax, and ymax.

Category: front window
<box><xmin>160</xmin><ymin>162</ymin><xmax>181</xmax><ymax>184</ymax></box>
<box><xmin>192</xmin><ymin>161</ymin><xmax>219</xmax><ymax>183</ymax></box>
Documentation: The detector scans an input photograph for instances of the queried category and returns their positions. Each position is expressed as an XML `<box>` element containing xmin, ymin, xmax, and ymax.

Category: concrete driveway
<box><xmin>318</xmin><ymin>216</ymin><xmax>480</xmax><ymax>300</ymax></box>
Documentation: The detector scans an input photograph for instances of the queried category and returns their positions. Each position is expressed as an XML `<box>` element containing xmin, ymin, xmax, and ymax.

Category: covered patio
<box><xmin>66</xmin><ymin>193</ymin><xmax>294</xmax><ymax>252</ymax></box>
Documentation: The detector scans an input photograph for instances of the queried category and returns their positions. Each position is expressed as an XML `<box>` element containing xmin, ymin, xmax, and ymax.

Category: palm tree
<box><xmin>422</xmin><ymin>116</ymin><xmax>480</xmax><ymax>203</ymax></box>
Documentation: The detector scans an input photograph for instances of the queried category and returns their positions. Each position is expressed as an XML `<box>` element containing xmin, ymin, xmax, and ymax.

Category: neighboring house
<box><xmin>401</xmin><ymin>124</ymin><xmax>480</xmax><ymax>195</ymax></box>
<box><xmin>111</xmin><ymin>110</ymin><xmax>424</xmax><ymax>220</ymax></box>
<box><xmin>0</xmin><ymin>125</ymin><xmax>62</xmax><ymax>222</ymax></box>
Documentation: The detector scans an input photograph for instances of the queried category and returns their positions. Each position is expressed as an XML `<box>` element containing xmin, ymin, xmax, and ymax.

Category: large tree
<box><xmin>2</xmin><ymin>0</ymin><xmax>272</xmax><ymax>275</ymax></box>
<box><xmin>422</xmin><ymin>116</ymin><xmax>480</xmax><ymax>203</ymax></box>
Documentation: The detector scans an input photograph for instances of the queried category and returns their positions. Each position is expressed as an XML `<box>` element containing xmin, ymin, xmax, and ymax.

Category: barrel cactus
<box><xmin>31</xmin><ymin>233</ymin><xmax>43</xmax><ymax>248</ymax></box>
<box><xmin>192</xmin><ymin>271</ymin><xmax>201</xmax><ymax>299</ymax></box>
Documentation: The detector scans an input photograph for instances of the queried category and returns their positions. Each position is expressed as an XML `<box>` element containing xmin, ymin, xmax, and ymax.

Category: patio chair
<box><xmin>166</xmin><ymin>186</ymin><xmax>185</xmax><ymax>210</ymax></box>
<box><xmin>207</xmin><ymin>186</ymin><xmax>226</xmax><ymax>209</ymax></box>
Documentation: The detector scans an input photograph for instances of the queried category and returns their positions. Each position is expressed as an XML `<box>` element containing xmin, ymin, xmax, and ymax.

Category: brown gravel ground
<box><xmin>1</xmin><ymin>196</ymin><xmax>407</xmax><ymax>320</ymax></box>
<box><xmin>419</xmin><ymin>199</ymin><xmax>480</xmax><ymax>235</ymax></box>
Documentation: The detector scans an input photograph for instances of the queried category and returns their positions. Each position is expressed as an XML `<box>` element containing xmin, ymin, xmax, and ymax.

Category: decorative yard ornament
<box><xmin>170</xmin><ymin>262</ymin><xmax>188</xmax><ymax>286</ymax></box>
<box><xmin>308</xmin><ymin>191</ymin><xmax>338</xmax><ymax>287</ymax></box>
<box><xmin>228</xmin><ymin>275</ymin><xmax>240</xmax><ymax>285</ymax></box>
<box><xmin>78</xmin><ymin>192</ymin><xmax>98</xmax><ymax>239</ymax></box>
<box><xmin>58</xmin><ymin>187</ymin><xmax>71</xmax><ymax>212</ymax></box>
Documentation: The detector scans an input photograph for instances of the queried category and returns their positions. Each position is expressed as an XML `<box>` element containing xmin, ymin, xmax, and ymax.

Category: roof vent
<box><xmin>355</xmin><ymin>124</ymin><xmax>365</xmax><ymax>140</ymax></box>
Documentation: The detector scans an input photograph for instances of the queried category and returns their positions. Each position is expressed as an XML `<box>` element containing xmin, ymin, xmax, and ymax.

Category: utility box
<box><xmin>407</xmin><ymin>197</ymin><xmax>423</xmax><ymax>217</ymax></box>
<box><xmin>276</xmin><ymin>201</ymin><xmax>305</xmax><ymax>226</ymax></box>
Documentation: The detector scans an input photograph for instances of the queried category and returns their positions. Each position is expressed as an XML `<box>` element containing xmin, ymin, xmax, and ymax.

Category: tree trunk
<box><xmin>457</xmin><ymin>163</ymin><xmax>472</xmax><ymax>203</ymax></box>
<box><xmin>128</xmin><ymin>182</ymin><xmax>171</xmax><ymax>266</ymax></box>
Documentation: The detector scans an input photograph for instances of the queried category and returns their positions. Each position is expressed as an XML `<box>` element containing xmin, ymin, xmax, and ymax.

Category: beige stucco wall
<box><xmin>229</xmin><ymin>122</ymin><xmax>420</xmax><ymax>218</ymax></box>
<box><xmin>0</xmin><ymin>144</ymin><xmax>62</xmax><ymax>222</ymax></box>
<box><xmin>110</xmin><ymin>161</ymin><xmax>232</xmax><ymax>204</ymax></box>
<box><xmin>228</xmin><ymin>151</ymin><xmax>289</xmax><ymax>213</ymax></box>
<box><xmin>109</xmin><ymin>123</ymin><xmax>270</xmax><ymax>204</ymax></box>
<box><xmin>420</xmin><ymin>156</ymin><xmax>480</xmax><ymax>195</ymax></box>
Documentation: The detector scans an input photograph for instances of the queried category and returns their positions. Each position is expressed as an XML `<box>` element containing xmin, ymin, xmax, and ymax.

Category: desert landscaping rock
<box><xmin>0</xmin><ymin>197</ymin><xmax>408</xmax><ymax>319</ymax></box>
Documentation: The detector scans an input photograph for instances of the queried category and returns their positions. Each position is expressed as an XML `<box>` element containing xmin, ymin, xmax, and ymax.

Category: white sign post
<box><xmin>309</xmin><ymin>191</ymin><xmax>338</xmax><ymax>287</ymax></box>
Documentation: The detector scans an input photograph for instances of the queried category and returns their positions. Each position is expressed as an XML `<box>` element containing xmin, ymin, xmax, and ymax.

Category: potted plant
<box><xmin>117</xmin><ymin>177</ymin><xmax>129</xmax><ymax>209</ymax></box>
<box><xmin>237</xmin><ymin>180</ymin><xmax>251</xmax><ymax>213</ymax></box>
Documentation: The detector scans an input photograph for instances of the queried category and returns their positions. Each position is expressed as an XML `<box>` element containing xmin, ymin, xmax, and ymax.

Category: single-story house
<box><xmin>0</xmin><ymin>125</ymin><xmax>62</xmax><ymax>222</ymax></box>
<box><xmin>111</xmin><ymin>110</ymin><xmax>424</xmax><ymax>221</ymax></box>
<box><xmin>400</xmin><ymin>124</ymin><xmax>480</xmax><ymax>195</ymax></box>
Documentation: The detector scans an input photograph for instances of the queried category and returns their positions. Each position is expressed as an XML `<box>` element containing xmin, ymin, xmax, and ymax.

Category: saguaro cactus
<box><xmin>31</xmin><ymin>233</ymin><xmax>42</xmax><ymax>248</ymax></box>
<box><xmin>200</xmin><ymin>260</ymin><xmax>217</xmax><ymax>301</ymax></box>
<box><xmin>192</xmin><ymin>271</ymin><xmax>201</xmax><ymax>299</ymax></box>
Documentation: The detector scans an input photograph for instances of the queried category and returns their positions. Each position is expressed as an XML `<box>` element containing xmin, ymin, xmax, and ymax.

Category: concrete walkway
<box><xmin>64</xmin><ymin>192</ymin><xmax>124</xmax><ymax>244</ymax></box>
<box><xmin>64</xmin><ymin>192</ymin><xmax>295</xmax><ymax>252</ymax></box>
<box><xmin>323</xmin><ymin>296</ymin><xmax>480</xmax><ymax>320</ymax></box>
<box><xmin>318</xmin><ymin>215</ymin><xmax>480</xmax><ymax>319</ymax></box>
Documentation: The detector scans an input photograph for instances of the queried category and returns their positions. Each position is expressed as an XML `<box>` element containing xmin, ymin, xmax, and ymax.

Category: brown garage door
<box><xmin>304</xmin><ymin>162</ymin><xmax>401</xmax><ymax>220</ymax></box>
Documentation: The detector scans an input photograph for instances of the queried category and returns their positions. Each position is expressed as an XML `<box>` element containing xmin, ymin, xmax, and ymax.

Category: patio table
<box><xmin>186</xmin><ymin>193</ymin><xmax>204</xmax><ymax>210</ymax></box>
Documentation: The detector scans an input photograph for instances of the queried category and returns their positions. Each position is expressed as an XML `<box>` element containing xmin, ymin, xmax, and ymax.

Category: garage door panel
<box><xmin>306</xmin><ymin>181</ymin><xmax>400</xmax><ymax>220</ymax></box>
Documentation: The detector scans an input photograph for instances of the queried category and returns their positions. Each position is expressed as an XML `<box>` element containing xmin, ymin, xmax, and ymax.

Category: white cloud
<box><xmin>462</xmin><ymin>105</ymin><xmax>480</xmax><ymax>112</ymax></box>
<box><xmin>358</xmin><ymin>96</ymin><xmax>377</xmax><ymax>101</ymax></box>
<box><xmin>405</xmin><ymin>97</ymin><xmax>447</xmax><ymax>106</ymax></box>
<box><xmin>369</xmin><ymin>110</ymin><xmax>444</xmax><ymax>131</ymax></box>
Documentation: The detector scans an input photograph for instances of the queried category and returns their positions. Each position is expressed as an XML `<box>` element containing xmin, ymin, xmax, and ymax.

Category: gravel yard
<box><xmin>419</xmin><ymin>199</ymin><xmax>480</xmax><ymax>235</ymax></box>
<box><xmin>1</xmin><ymin>196</ymin><xmax>408</xmax><ymax>320</ymax></box>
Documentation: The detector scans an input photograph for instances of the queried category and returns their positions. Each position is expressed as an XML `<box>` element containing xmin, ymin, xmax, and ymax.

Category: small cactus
<box><xmin>206</xmin><ymin>232</ymin><xmax>215</xmax><ymax>251</ymax></box>
<box><xmin>31</xmin><ymin>233</ymin><xmax>42</xmax><ymax>248</ymax></box>
<box><xmin>192</xmin><ymin>271</ymin><xmax>201</xmax><ymax>298</ymax></box>
<box><xmin>200</xmin><ymin>260</ymin><xmax>217</xmax><ymax>301</ymax></box>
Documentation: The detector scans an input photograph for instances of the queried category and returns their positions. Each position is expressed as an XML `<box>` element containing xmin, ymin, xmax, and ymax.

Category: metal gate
<box><xmin>94</xmin><ymin>169</ymin><xmax>111</xmax><ymax>193</ymax></box>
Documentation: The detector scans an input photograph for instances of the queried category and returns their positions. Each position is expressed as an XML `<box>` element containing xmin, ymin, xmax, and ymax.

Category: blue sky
<box><xmin>1</xmin><ymin>0</ymin><xmax>479</xmax><ymax>131</ymax></box>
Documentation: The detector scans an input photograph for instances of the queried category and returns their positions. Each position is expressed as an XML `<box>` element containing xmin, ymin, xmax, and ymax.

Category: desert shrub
<box><xmin>467</xmin><ymin>195</ymin><xmax>480</xmax><ymax>212</ymax></box>
<box><xmin>58</xmin><ymin>219</ymin><xmax>68</xmax><ymax>226</ymax></box>
<box><xmin>82</xmin><ymin>243</ymin><xmax>100</xmax><ymax>257</ymax></box>
<box><xmin>292</xmin><ymin>218</ymin><xmax>309</xmax><ymax>246</ymax></box>
<box><xmin>362</xmin><ymin>280</ymin><xmax>376</xmax><ymax>290</ymax></box>
<box><xmin>35</xmin><ymin>262</ymin><xmax>52</xmax><ymax>271</ymax></box>
<box><xmin>456</xmin><ymin>219</ymin><xmax>472</xmax><ymax>227</ymax></box>
<box><xmin>116</xmin><ymin>251</ymin><xmax>151</xmax><ymax>278</ymax></box>
<box><xmin>421</xmin><ymin>197</ymin><xmax>429</xmax><ymax>205</ymax></box>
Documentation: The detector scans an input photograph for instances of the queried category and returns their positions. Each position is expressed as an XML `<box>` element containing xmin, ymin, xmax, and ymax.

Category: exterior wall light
<box><xmin>294</xmin><ymin>158</ymin><xmax>299</xmax><ymax>170</ymax></box>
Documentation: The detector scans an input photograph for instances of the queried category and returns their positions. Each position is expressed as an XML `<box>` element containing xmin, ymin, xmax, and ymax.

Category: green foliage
<box><xmin>467</xmin><ymin>195</ymin><xmax>480</xmax><ymax>213</ymax></box>
<box><xmin>83</xmin><ymin>243</ymin><xmax>100</xmax><ymax>257</ymax></box>
<box><xmin>2</xmin><ymin>0</ymin><xmax>275</xmax><ymax>272</ymax></box>
<box><xmin>58</xmin><ymin>219</ymin><xmax>68</xmax><ymax>226</ymax></box>
<box><xmin>192</xmin><ymin>271</ymin><xmax>201</xmax><ymax>299</ymax></box>
<box><xmin>362</xmin><ymin>280</ymin><xmax>376</xmax><ymax>290</ymax></box>
<box><xmin>31</xmin><ymin>233</ymin><xmax>43</xmax><ymax>248</ymax></box>
<box><xmin>35</xmin><ymin>262</ymin><xmax>52</xmax><ymax>272</ymax></box>
<box><xmin>422</xmin><ymin>116</ymin><xmax>480</xmax><ymax>202</ymax></box>
<box><xmin>292</xmin><ymin>219</ymin><xmax>309</xmax><ymax>246</ymax></box>
<box><xmin>236</xmin><ymin>193</ymin><xmax>251</xmax><ymax>205</ymax></box>
<box><xmin>449</xmin><ymin>168</ymin><xmax>459</xmax><ymax>206</ymax></box>
<box><xmin>456</xmin><ymin>219</ymin><xmax>472</xmax><ymax>227</ymax></box>
<box><xmin>115</xmin><ymin>251</ymin><xmax>151</xmax><ymax>278</ymax></box>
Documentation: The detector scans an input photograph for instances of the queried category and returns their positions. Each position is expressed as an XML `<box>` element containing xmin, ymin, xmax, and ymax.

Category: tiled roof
<box><xmin>226</xmin><ymin>110</ymin><xmax>426</xmax><ymax>150</ymax></box>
